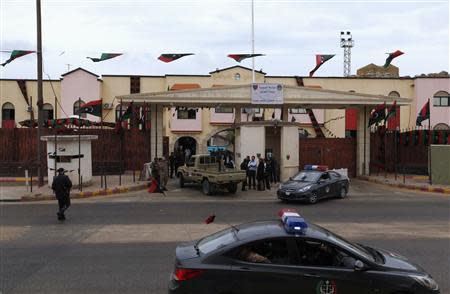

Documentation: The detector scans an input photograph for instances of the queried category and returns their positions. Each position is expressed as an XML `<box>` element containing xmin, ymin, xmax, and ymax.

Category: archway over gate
<box><xmin>174</xmin><ymin>136</ymin><xmax>197</xmax><ymax>158</ymax></box>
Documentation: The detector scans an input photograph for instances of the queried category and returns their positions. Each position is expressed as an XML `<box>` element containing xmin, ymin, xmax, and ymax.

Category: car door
<box><xmin>328</xmin><ymin>171</ymin><xmax>342</xmax><ymax>196</ymax></box>
<box><xmin>293</xmin><ymin>238</ymin><xmax>374</xmax><ymax>294</ymax></box>
<box><xmin>229</xmin><ymin>238</ymin><xmax>313</xmax><ymax>294</ymax></box>
<box><xmin>316</xmin><ymin>172</ymin><xmax>333</xmax><ymax>198</ymax></box>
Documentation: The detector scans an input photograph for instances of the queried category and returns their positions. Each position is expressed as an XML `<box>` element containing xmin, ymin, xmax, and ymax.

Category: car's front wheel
<box><xmin>308</xmin><ymin>192</ymin><xmax>318</xmax><ymax>204</ymax></box>
<box><xmin>339</xmin><ymin>186</ymin><xmax>347</xmax><ymax>198</ymax></box>
<box><xmin>202</xmin><ymin>179</ymin><xmax>213</xmax><ymax>195</ymax></box>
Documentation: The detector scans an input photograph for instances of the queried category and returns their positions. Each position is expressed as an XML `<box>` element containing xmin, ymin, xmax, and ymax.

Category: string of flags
<box><xmin>1</xmin><ymin>49</ymin><xmax>406</xmax><ymax>76</ymax></box>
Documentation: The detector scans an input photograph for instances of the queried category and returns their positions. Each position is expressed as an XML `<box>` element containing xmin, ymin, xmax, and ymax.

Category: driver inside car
<box><xmin>238</xmin><ymin>247</ymin><xmax>271</xmax><ymax>264</ymax></box>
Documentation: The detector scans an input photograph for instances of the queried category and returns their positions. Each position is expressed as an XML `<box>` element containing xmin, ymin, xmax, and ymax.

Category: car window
<box><xmin>235</xmin><ymin>239</ymin><xmax>291</xmax><ymax>265</ymax></box>
<box><xmin>293</xmin><ymin>171</ymin><xmax>321</xmax><ymax>182</ymax></box>
<box><xmin>295</xmin><ymin>239</ymin><xmax>356</xmax><ymax>269</ymax></box>
<box><xmin>329</xmin><ymin>171</ymin><xmax>341</xmax><ymax>180</ymax></box>
<box><xmin>197</xmin><ymin>228</ymin><xmax>237</xmax><ymax>254</ymax></box>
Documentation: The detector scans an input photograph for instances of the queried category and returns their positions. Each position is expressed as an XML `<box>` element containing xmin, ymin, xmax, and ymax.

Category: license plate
<box><xmin>285</xmin><ymin>192</ymin><xmax>290</xmax><ymax>196</ymax></box>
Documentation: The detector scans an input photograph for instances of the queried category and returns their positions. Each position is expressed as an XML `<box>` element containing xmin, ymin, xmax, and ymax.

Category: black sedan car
<box><xmin>277</xmin><ymin>168</ymin><xmax>349</xmax><ymax>204</ymax></box>
<box><xmin>168</xmin><ymin>210</ymin><xmax>440</xmax><ymax>294</ymax></box>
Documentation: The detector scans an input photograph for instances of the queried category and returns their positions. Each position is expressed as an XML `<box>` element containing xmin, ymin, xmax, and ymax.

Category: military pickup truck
<box><xmin>177</xmin><ymin>154</ymin><xmax>246</xmax><ymax>195</ymax></box>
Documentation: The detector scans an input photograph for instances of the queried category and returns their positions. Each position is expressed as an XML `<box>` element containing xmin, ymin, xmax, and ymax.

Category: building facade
<box><xmin>1</xmin><ymin>66</ymin><xmax>449</xmax><ymax>157</ymax></box>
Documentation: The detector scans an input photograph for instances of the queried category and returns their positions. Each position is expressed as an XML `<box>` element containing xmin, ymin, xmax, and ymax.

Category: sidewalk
<box><xmin>359</xmin><ymin>173</ymin><xmax>450</xmax><ymax>194</ymax></box>
<box><xmin>0</xmin><ymin>174</ymin><xmax>150</xmax><ymax>202</ymax></box>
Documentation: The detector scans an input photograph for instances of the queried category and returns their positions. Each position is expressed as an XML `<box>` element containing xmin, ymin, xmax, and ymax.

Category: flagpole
<box><xmin>119</xmin><ymin>99</ymin><xmax>123</xmax><ymax>186</ymax></box>
<box><xmin>78</xmin><ymin>97</ymin><xmax>82</xmax><ymax>191</ymax></box>
<box><xmin>428</xmin><ymin>98</ymin><xmax>432</xmax><ymax>185</ymax></box>
<box><xmin>54</xmin><ymin>94</ymin><xmax>57</xmax><ymax>177</ymax></box>
<box><xmin>36</xmin><ymin>0</ymin><xmax>44</xmax><ymax>187</ymax></box>
<box><xmin>251</xmin><ymin>0</ymin><xmax>255</xmax><ymax>83</ymax></box>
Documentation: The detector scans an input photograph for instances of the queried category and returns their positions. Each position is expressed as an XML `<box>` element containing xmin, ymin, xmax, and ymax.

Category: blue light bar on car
<box><xmin>304</xmin><ymin>165</ymin><xmax>328</xmax><ymax>171</ymax></box>
<box><xmin>278</xmin><ymin>208</ymin><xmax>308</xmax><ymax>234</ymax></box>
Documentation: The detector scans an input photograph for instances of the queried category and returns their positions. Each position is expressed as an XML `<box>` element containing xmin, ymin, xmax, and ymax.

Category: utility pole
<box><xmin>251</xmin><ymin>0</ymin><xmax>255</xmax><ymax>82</ymax></box>
<box><xmin>340</xmin><ymin>31</ymin><xmax>354</xmax><ymax>77</ymax></box>
<box><xmin>36</xmin><ymin>0</ymin><xmax>44</xmax><ymax>186</ymax></box>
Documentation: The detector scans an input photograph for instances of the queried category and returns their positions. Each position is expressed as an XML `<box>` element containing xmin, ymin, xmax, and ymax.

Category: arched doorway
<box><xmin>2</xmin><ymin>102</ymin><xmax>15</xmax><ymax>128</ymax></box>
<box><xmin>174</xmin><ymin>136</ymin><xmax>197</xmax><ymax>163</ymax></box>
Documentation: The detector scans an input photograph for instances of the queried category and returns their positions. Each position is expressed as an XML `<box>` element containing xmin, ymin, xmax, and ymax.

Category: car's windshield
<box><xmin>197</xmin><ymin>228</ymin><xmax>237</xmax><ymax>254</ymax></box>
<box><xmin>322</xmin><ymin>228</ymin><xmax>376</xmax><ymax>262</ymax></box>
<box><xmin>293</xmin><ymin>171</ymin><xmax>321</xmax><ymax>182</ymax></box>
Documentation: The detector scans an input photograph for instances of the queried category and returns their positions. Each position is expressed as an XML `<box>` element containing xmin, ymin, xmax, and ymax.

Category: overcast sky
<box><xmin>1</xmin><ymin>0</ymin><xmax>449</xmax><ymax>80</ymax></box>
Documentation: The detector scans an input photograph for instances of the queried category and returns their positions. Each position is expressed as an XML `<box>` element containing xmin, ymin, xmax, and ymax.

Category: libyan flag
<box><xmin>1</xmin><ymin>50</ymin><xmax>35</xmax><ymax>67</ymax></box>
<box><xmin>385</xmin><ymin>100</ymin><xmax>397</xmax><ymax>122</ymax></box>
<box><xmin>416</xmin><ymin>100</ymin><xmax>430</xmax><ymax>126</ymax></box>
<box><xmin>76</xmin><ymin>99</ymin><xmax>102</xmax><ymax>117</ymax></box>
<box><xmin>87</xmin><ymin>53</ymin><xmax>122</xmax><ymax>62</ymax></box>
<box><xmin>309</xmin><ymin>54</ymin><xmax>335</xmax><ymax>77</ymax></box>
<box><xmin>119</xmin><ymin>102</ymin><xmax>133</xmax><ymax>121</ymax></box>
<box><xmin>158</xmin><ymin>53</ymin><xmax>194</xmax><ymax>63</ymax></box>
<box><xmin>368</xmin><ymin>102</ymin><xmax>386</xmax><ymax>127</ymax></box>
<box><xmin>383</xmin><ymin>50</ymin><xmax>404</xmax><ymax>68</ymax></box>
<box><xmin>227</xmin><ymin>54</ymin><xmax>264</xmax><ymax>62</ymax></box>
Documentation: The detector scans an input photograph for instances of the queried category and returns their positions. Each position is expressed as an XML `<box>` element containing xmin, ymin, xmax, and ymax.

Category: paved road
<box><xmin>1</xmin><ymin>179</ymin><xmax>449</xmax><ymax>294</ymax></box>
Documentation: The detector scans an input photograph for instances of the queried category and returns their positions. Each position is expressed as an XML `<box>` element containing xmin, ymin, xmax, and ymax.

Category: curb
<box><xmin>358</xmin><ymin>176</ymin><xmax>450</xmax><ymax>195</ymax></box>
<box><xmin>20</xmin><ymin>182</ymin><xmax>151</xmax><ymax>202</ymax></box>
<box><xmin>0</xmin><ymin>178</ymin><xmax>39</xmax><ymax>183</ymax></box>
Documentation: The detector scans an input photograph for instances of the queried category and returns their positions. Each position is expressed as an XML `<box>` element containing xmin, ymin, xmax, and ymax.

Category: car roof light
<box><xmin>304</xmin><ymin>165</ymin><xmax>328</xmax><ymax>171</ymax></box>
<box><xmin>278</xmin><ymin>208</ymin><xmax>308</xmax><ymax>234</ymax></box>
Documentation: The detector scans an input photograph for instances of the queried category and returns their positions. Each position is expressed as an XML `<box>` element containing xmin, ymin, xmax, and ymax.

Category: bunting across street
<box><xmin>1</xmin><ymin>50</ymin><xmax>35</xmax><ymax>66</ymax></box>
<box><xmin>157</xmin><ymin>53</ymin><xmax>194</xmax><ymax>63</ymax></box>
<box><xmin>309</xmin><ymin>54</ymin><xmax>335</xmax><ymax>77</ymax></box>
<box><xmin>383</xmin><ymin>50</ymin><xmax>404</xmax><ymax>68</ymax></box>
<box><xmin>227</xmin><ymin>54</ymin><xmax>264</xmax><ymax>62</ymax></box>
<box><xmin>86</xmin><ymin>53</ymin><xmax>123</xmax><ymax>62</ymax></box>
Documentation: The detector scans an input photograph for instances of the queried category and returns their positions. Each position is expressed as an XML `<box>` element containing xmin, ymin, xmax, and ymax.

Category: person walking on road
<box><xmin>52</xmin><ymin>168</ymin><xmax>72</xmax><ymax>221</ymax></box>
<box><xmin>247</xmin><ymin>156</ymin><xmax>257</xmax><ymax>190</ymax></box>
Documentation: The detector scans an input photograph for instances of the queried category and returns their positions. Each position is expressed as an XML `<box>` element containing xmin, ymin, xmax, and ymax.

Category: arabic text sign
<box><xmin>251</xmin><ymin>83</ymin><xmax>283</xmax><ymax>104</ymax></box>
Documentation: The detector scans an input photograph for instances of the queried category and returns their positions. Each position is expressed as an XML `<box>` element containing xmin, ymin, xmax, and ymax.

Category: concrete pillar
<box><xmin>280</xmin><ymin>126</ymin><xmax>299</xmax><ymax>181</ymax></box>
<box><xmin>150</xmin><ymin>104</ymin><xmax>164</xmax><ymax>159</ymax></box>
<box><xmin>356</xmin><ymin>106</ymin><xmax>370</xmax><ymax>176</ymax></box>
<box><xmin>282</xmin><ymin>106</ymin><xmax>289</xmax><ymax>122</ymax></box>
<box><xmin>235</xmin><ymin>106</ymin><xmax>241</xmax><ymax>123</ymax></box>
<box><xmin>239</xmin><ymin>126</ymin><xmax>265</xmax><ymax>160</ymax></box>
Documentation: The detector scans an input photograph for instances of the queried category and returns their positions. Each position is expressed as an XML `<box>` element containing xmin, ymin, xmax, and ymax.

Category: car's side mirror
<box><xmin>354</xmin><ymin>260</ymin><xmax>365</xmax><ymax>271</ymax></box>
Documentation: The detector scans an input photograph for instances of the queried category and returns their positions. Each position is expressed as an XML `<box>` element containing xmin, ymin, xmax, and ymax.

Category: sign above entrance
<box><xmin>251</xmin><ymin>83</ymin><xmax>284</xmax><ymax>104</ymax></box>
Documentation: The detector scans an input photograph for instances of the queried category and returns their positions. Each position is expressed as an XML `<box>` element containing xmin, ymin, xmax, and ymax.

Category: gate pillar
<box><xmin>280</xmin><ymin>125</ymin><xmax>299</xmax><ymax>181</ymax></box>
<box><xmin>356</xmin><ymin>106</ymin><xmax>371</xmax><ymax>176</ymax></box>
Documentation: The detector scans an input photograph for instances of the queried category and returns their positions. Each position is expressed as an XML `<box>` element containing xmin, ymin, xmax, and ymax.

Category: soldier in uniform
<box><xmin>52</xmin><ymin>168</ymin><xmax>73</xmax><ymax>221</ymax></box>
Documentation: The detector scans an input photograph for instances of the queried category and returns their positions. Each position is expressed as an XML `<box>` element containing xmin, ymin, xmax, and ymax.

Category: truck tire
<box><xmin>228</xmin><ymin>183</ymin><xmax>238</xmax><ymax>194</ymax></box>
<box><xmin>179</xmin><ymin>174</ymin><xmax>185</xmax><ymax>188</ymax></box>
<box><xmin>202</xmin><ymin>179</ymin><xmax>213</xmax><ymax>195</ymax></box>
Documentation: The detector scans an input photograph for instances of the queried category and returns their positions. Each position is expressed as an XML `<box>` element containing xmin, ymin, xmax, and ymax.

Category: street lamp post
<box><xmin>340</xmin><ymin>31</ymin><xmax>354</xmax><ymax>77</ymax></box>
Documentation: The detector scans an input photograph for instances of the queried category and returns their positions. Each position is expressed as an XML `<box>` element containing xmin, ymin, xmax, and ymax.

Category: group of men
<box><xmin>240</xmin><ymin>155</ymin><xmax>279</xmax><ymax>191</ymax></box>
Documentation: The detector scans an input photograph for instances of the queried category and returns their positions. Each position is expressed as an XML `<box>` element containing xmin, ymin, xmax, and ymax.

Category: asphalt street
<box><xmin>1</xmin><ymin>179</ymin><xmax>449</xmax><ymax>294</ymax></box>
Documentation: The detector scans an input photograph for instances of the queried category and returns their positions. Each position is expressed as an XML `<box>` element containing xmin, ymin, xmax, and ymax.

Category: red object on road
<box><xmin>204</xmin><ymin>214</ymin><xmax>216</xmax><ymax>224</ymax></box>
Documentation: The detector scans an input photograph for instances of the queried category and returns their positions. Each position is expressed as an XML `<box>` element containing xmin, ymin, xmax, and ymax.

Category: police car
<box><xmin>168</xmin><ymin>209</ymin><xmax>440</xmax><ymax>294</ymax></box>
<box><xmin>277</xmin><ymin>165</ymin><xmax>349</xmax><ymax>204</ymax></box>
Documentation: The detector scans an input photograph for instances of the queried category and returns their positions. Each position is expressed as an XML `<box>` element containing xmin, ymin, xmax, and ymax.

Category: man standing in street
<box><xmin>169</xmin><ymin>152</ymin><xmax>176</xmax><ymax>179</ymax></box>
<box><xmin>52</xmin><ymin>168</ymin><xmax>72</xmax><ymax>221</ymax></box>
<box><xmin>247</xmin><ymin>155</ymin><xmax>257</xmax><ymax>190</ymax></box>
<box><xmin>240</xmin><ymin>156</ymin><xmax>250</xmax><ymax>191</ymax></box>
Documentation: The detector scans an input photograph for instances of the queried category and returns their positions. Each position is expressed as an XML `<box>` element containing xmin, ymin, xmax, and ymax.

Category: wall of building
<box><xmin>0</xmin><ymin>80</ymin><xmax>61</xmax><ymax>126</ymax></box>
<box><xmin>414</xmin><ymin>78</ymin><xmax>450</xmax><ymax>128</ymax></box>
<box><xmin>60</xmin><ymin>70</ymin><xmax>101</xmax><ymax>122</ymax></box>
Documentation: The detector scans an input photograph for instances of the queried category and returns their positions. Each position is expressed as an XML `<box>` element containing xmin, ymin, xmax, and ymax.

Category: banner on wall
<box><xmin>251</xmin><ymin>83</ymin><xmax>283</xmax><ymax>105</ymax></box>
